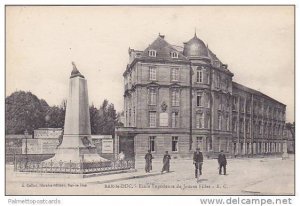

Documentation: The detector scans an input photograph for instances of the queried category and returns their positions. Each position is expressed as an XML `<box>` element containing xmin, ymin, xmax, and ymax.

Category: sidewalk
<box><xmin>6</xmin><ymin>156</ymin><xmax>295</xmax><ymax>195</ymax></box>
<box><xmin>7</xmin><ymin>162</ymin><xmax>170</xmax><ymax>184</ymax></box>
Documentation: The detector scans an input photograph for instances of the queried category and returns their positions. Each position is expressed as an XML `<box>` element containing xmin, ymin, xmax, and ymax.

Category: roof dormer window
<box><xmin>171</xmin><ymin>51</ymin><xmax>178</xmax><ymax>59</ymax></box>
<box><xmin>148</xmin><ymin>50</ymin><xmax>157</xmax><ymax>57</ymax></box>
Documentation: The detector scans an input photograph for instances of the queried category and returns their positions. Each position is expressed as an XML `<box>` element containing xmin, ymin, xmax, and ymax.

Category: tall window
<box><xmin>197</xmin><ymin>70</ymin><xmax>203</xmax><ymax>83</ymax></box>
<box><xmin>148</xmin><ymin>50</ymin><xmax>157</xmax><ymax>57</ymax></box>
<box><xmin>218</xmin><ymin>113</ymin><xmax>222</xmax><ymax>130</ymax></box>
<box><xmin>207</xmin><ymin>72</ymin><xmax>210</xmax><ymax>84</ymax></box>
<box><xmin>129</xmin><ymin>73</ymin><xmax>132</xmax><ymax>86</ymax></box>
<box><xmin>128</xmin><ymin>109</ymin><xmax>131</xmax><ymax>126</ymax></box>
<box><xmin>216</xmin><ymin>74</ymin><xmax>220</xmax><ymax>88</ymax></box>
<box><xmin>205</xmin><ymin>113</ymin><xmax>210</xmax><ymax>129</ymax></box>
<box><xmin>240</xmin><ymin>98</ymin><xmax>245</xmax><ymax>113</ymax></box>
<box><xmin>196</xmin><ymin>137</ymin><xmax>203</xmax><ymax>150</ymax></box>
<box><xmin>246</xmin><ymin>101</ymin><xmax>251</xmax><ymax>113</ymax></box>
<box><xmin>148</xmin><ymin>88</ymin><xmax>156</xmax><ymax>105</ymax></box>
<box><xmin>246</xmin><ymin>143</ymin><xmax>250</xmax><ymax>154</ymax></box>
<box><xmin>258</xmin><ymin>103</ymin><xmax>262</xmax><ymax>115</ymax></box>
<box><xmin>206</xmin><ymin>137</ymin><xmax>212</xmax><ymax>151</ymax></box>
<box><xmin>196</xmin><ymin>92</ymin><xmax>202</xmax><ymax>107</ymax></box>
<box><xmin>196</xmin><ymin>113</ymin><xmax>204</xmax><ymax>129</ymax></box>
<box><xmin>218</xmin><ymin>99</ymin><xmax>222</xmax><ymax>110</ymax></box>
<box><xmin>172</xmin><ymin>136</ymin><xmax>179</xmax><ymax>152</ymax></box>
<box><xmin>171</xmin><ymin>112</ymin><xmax>179</xmax><ymax>128</ymax></box>
<box><xmin>149</xmin><ymin>112</ymin><xmax>156</xmax><ymax>127</ymax></box>
<box><xmin>226</xmin><ymin>138</ymin><xmax>230</xmax><ymax>152</ymax></box>
<box><xmin>233</xmin><ymin>118</ymin><xmax>237</xmax><ymax>132</ymax></box>
<box><xmin>240</xmin><ymin>120</ymin><xmax>244</xmax><ymax>133</ymax></box>
<box><xmin>149</xmin><ymin>67</ymin><xmax>156</xmax><ymax>80</ymax></box>
<box><xmin>264</xmin><ymin>123</ymin><xmax>267</xmax><ymax>135</ymax></box>
<box><xmin>224</xmin><ymin>79</ymin><xmax>228</xmax><ymax>89</ymax></box>
<box><xmin>171</xmin><ymin>68</ymin><xmax>179</xmax><ymax>81</ymax></box>
<box><xmin>149</xmin><ymin>136</ymin><xmax>156</xmax><ymax>152</ymax></box>
<box><xmin>226</xmin><ymin>115</ymin><xmax>230</xmax><ymax>131</ymax></box>
<box><xmin>171</xmin><ymin>89</ymin><xmax>180</xmax><ymax>106</ymax></box>
<box><xmin>253</xmin><ymin>102</ymin><xmax>257</xmax><ymax>115</ymax></box>
<box><xmin>205</xmin><ymin>93</ymin><xmax>210</xmax><ymax>108</ymax></box>
<box><xmin>246</xmin><ymin>121</ymin><xmax>250</xmax><ymax>133</ymax></box>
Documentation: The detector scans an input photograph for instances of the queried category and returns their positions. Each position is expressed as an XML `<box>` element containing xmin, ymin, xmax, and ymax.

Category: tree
<box><xmin>97</xmin><ymin>99</ymin><xmax>119</xmax><ymax>136</ymax></box>
<box><xmin>5</xmin><ymin>91</ymin><xmax>48</xmax><ymax>134</ymax></box>
<box><xmin>116</xmin><ymin>111</ymin><xmax>124</xmax><ymax>127</ymax></box>
<box><xmin>45</xmin><ymin>106</ymin><xmax>65</xmax><ymax>128</ymax></box>
<box><xmin>89</xmin><ymin>104</ymin><xmax>100</xmax><ymax>134</ymax></box>
<box><xmin>6</xmin><ymin>91</ymin><xmax>122</xmax><ymax>136</ymax></box>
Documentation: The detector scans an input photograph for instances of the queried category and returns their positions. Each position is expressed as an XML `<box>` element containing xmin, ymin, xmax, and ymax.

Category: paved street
<box><xmin>6</xmin><ymin>155</ymin><xmax>294</xmax><ymax>195</ymax></box>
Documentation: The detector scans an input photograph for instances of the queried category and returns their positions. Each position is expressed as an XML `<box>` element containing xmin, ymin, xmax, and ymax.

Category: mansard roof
<box><xmin>232</xmin><ymin>82</ymin><xmax>286</xmax><ymax>106</ymax></box>
<box><xmin>124</xmin><ymin>34</ymin><xmax>233</xmax><ymax>76</ymax></box>
<box><xmin>124</xmin><ymin>35</ymin><xmax>190</xmax><ymax>76</ymax></box>
<box><xmin>140</xmin><ymin>35</ymin><xmax>189</xmax><ymax>62</ymax></box>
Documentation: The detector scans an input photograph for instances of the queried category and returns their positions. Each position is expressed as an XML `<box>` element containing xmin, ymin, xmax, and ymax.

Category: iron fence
<box><xmin>14</xmin><ymin>159</ymin><xmax>135</xmax><ymax>174</ymax></box>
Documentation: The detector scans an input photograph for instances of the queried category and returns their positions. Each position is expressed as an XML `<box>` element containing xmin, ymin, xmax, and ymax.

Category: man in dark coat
<box><xmin>161</xmin><ymin>151</ymin><xmax>171</xmax><ymax>173</ymax></box>
<box><xmin>193</xmin><ymin>148</ymin><xmax>203</xmax><ymax>178</ymax></box>
<box><xmin>145</xmin><ymin>150</ymin><xmax>153</xmax><ymax>173</ymax></box>
<box><xmin>218</xmin><ymin>150</ymin><xmax>227</xmax><ymax>175</ymax></box>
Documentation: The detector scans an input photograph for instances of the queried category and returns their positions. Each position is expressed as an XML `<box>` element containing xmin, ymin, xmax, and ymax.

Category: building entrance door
<box><xmin>119</xmin><ymin>136</ymin><xmax>135</xmax><ymax>160</ymax></box>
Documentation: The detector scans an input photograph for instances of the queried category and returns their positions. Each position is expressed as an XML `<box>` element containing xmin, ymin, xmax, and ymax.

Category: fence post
<box><xmin>69</xmin><ymin>160</ymin><xmax>72</xmax><ymax>173</ymax></box>
<box><xmin>13</xmin><ymin>154</ymin><xmax>16</xmax><ymax>172</ymax></box>
<box><xmin>81</xmin><ymin>155</ymin><xmax>84</xmax><ymax>174</ymax></box>
<box><xmin>59</xmin><ymin>160</ymin><xmax>62</xmax><ymax>172</ymax></box>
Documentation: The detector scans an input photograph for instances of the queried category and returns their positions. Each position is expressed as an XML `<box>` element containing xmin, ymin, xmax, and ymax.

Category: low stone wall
<box><xmin>6</xmin><ymin>154</ymin><xmax>55</xmax><ymax>164</ymax></box>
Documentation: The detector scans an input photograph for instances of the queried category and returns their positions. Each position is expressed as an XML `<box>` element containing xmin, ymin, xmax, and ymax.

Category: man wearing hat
<box><xmin>161</xmin><ymin>151</ymin><xmax>171</xmax><ymax>174</ymax></box>
<box><xmin>218</xmin><ymin>150</ymin><xmax>227</xmax><ymax>175</ymax></box>
<box><xmin>145</xmin><ymin>150</ymin><xmax>153</xmax><ymax>173</ymax></box>
<box><xmin>193</xmin><ymin>148</ymin><xmax>203</xmax><ymax>179</ymax></box>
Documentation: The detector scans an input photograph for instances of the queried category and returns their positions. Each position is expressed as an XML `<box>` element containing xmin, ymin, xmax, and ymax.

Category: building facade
<box><xmin>115</xmin><ymin>34</ymin><xmax>286</xmax><ymax>160</ymax></box>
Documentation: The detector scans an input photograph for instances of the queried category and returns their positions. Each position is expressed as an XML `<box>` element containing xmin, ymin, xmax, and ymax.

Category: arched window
<box><xmin>171</xmin><ymin>51</ymin><xmax>178</xmax><ymax>58</ymax></box>
<box><xmin>148</xmin><ymin>50</ymin><xmax>157</xmax><ymax>57</ymax></box>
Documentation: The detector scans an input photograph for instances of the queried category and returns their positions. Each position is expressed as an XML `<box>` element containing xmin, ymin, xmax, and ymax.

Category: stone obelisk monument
<box><xmin>48</xmin><ymin>62</ymin><xmax>108</xmax><ymax>163</ymax></box>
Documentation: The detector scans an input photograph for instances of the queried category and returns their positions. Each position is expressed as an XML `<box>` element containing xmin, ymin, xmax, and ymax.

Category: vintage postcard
<box><xmin>5</xmin><ymin>5</ymin><xmax>295</xmax><ymax>196</ymax></box>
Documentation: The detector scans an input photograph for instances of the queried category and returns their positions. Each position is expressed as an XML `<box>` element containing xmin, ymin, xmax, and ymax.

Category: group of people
<box><xmin>145</xmin><ymin>148</ymin><xmax>227</xmax><ymax>178</ymax></box>
<box><xmin>145</xmin><ymin>150</ymin><xmax>171</xmax><ymax>174</ymax></box>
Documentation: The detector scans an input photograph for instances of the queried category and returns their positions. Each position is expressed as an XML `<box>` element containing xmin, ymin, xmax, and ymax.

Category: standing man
<box><xmin>145</xmin><ymin>150</ymin><xmax>153</xmax><ymax>173</ymax></box>
<box><xmin>193</xmin><ymin>148</ymin><xmax>203</xmax><ymax>179</ymax></box>
<box><xmin>218</xmin><ymin>150</ymin><xmax>227</xmax><ymax>175</ymax></box>
<box><xmin>161</xmin><ymin>151</ymin><xmax>171</xmax><ymax>174</ymax></box>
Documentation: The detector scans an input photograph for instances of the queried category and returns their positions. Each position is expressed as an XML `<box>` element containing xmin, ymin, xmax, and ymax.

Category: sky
<box><xmin>6</xmin><ymin>6</ymin><xmax>294</xmax><ymax>122</ymax></box>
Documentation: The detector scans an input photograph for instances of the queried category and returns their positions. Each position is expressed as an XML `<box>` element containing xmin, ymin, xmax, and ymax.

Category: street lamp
<box><xmin>24</xmin><ymin>129</ymin><xmax>28</xmax><ymax>168</ymax></box>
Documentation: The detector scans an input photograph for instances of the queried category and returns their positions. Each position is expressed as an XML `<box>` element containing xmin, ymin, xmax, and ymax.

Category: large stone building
<box><xmin>115</xmin><ymin>33</ymin><xmax>286</xmax><ymax>161</ymax></box>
